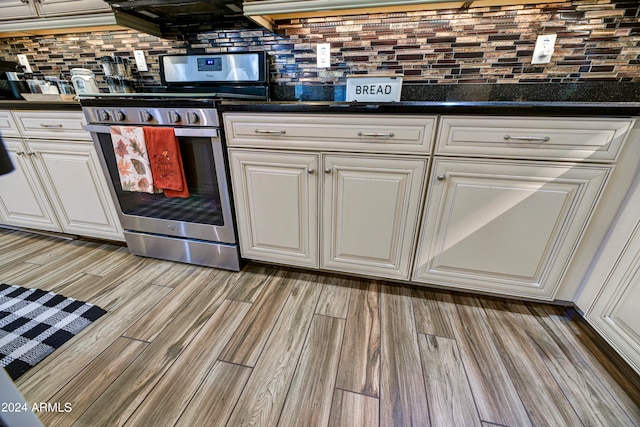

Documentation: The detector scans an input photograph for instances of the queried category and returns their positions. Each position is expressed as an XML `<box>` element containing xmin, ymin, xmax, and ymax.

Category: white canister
<box><xmin>70</xmin><ymin>68</ymin><xmax>100</xmax><ymax>94</ymax></box>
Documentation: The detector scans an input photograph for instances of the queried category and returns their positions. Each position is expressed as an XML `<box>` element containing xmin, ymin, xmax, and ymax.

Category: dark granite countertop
<box><xmin>0</xmin><ymin>100</ymin><xmax>81</xmax><ymax>110</ymax></box>
<box><xmin>2</xmin><ymin>82</ymin><xmax>639</xmax><ymax>116</ymax></box>
<box><xmin>224</xmin><ymin>82</ymin><xmax>640</xmax><ymax>116</ymax></box>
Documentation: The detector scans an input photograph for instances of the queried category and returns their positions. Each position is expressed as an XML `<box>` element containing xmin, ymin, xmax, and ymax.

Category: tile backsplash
<box><xmin>0</xmin><ymin>0</ymin><xmax>638</xmax><ymax>87</ymax></box>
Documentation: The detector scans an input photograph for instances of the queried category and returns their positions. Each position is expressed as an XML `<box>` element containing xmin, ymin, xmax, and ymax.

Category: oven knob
<box><xmin>139</xmin><ymin>111</ymin><xmax>153</xmax><ymax>122</ymax></box>
<box><xmin>113</xmin><ymin>110</ymin><xmax>126</xmax><ymax>122</ymax></box>
<box><xmin>98</xmin><ymin>110</ymin><xmax>110</xmax><ymax>121</ymax></box>
<box><xmin>186</xmin><ymin>112</ymin><xmax>199</xmax><ymax>124</ymax></box>
<box><xmin>169</xmin><ymin>111</ymin><xmax>181</xmax><ymax>123</ymax></box>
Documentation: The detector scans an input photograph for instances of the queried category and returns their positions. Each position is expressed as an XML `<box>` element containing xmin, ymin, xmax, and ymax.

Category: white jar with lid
<box><xmin>70</xmin><ymin>68</ymin><xmax>99</xmax><ymax>94</ymax></box>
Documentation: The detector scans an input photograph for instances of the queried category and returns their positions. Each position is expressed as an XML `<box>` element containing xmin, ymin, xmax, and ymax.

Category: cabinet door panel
<box><xmin>0</xmin><ymin>111</ymin><xmax>20</xmax><ymax>138</ymax></box>
<box><xmin>229</xmin><ymin>150</ymin><xmax>318</xmax><ymax>267</ymax></box>
<box><xmin>413</xmin><ymin>159</ymin><xmax>610</xmax><ymax>299</ymax></box>
<box><xmin>0</xmin><ymin>139</ymin><xmax>61</xmax><ymax>232</ymax></box>
<box><xmin>587</xmin><ymin>221</ymin><xmax>640</xmax><ymax>374</ymax></box>
<box><xmin>36</xmin><ymin>0</ymin><xmax>111</xmax><ymax>15</ymax></box>
<box><xmin>0</xmin><ymin>0</ymin><xmax>38</xmax><ymax>19</ymax></box>
<box><xmin>436</xmin><ymin>180</ymin><xmax>568</xmax><ymax>279</ymax></box>
<box><xmin>322</xmin><ymin>155</ymin><xmax>426</xmax><ymax>279</ymax></box>
<box><xmin>28</xmin><ymin>141</ymin><xmax>123</xmax><ymax>240</ymax></box>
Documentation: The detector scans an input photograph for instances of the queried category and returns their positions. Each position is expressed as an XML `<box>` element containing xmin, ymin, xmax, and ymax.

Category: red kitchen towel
<box><xmin>143</xmin><ymin>127</ymin><xmax>190</xmax><ymax>198</ymax></box>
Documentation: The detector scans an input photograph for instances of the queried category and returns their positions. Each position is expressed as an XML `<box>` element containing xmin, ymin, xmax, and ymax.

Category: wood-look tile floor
<box><xmin>2</xmin><ymin>228</ymin><xmax>639</xmax><ymax>427</ymax></box>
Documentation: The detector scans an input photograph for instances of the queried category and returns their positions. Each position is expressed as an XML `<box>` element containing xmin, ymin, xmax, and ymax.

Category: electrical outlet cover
<box><xmin>531</xmin><ymin>34</ymin><xmax>557</xmax><ymax>65</ymax></box>
<box><xmin>17</xmin><ymin>54</ymin><xmax>33</xmax><ymax>73</ymax></box>
<box><xmin>134</xmin><ymin>50</ymin><xmax>148</xmax><ymax>72</ymax></box>
<box><xmin>317</xmin><ymin>43</ymin><xmax>331</xmax><ymax>68</ymax></box>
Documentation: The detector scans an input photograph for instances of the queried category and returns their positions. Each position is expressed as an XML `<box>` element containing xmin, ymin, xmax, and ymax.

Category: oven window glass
<box><xmin>97</xmin><ymin>133</ymin><xmax>224</xmax><ymax>226</ymax></box>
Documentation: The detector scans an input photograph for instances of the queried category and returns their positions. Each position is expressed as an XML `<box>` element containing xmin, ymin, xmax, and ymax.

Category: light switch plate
<box><xmin>133</xmin><ymin>50</ymin><xmax>148</xmax><ymax>72</ymax></box>
<box><xmin>531</xmin><ymin>34</ymin><xmax>557</xmax><ymax>65</ymax></box>
<box><xmin>317</xmin><ymin>43</ymin><xmax>331</xmax><ymax>68</ymax></box>
<box><xmin>16</xmin><ymin>54</ymin><xmax>33</xmax><ymax>73</ymax></box>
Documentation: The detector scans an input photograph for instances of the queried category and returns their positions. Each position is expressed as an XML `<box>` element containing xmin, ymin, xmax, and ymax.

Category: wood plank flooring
<box><xmin>1</xmin><ymin>228</ymin><xmax>639</xmax><ymax>427</ymax></box>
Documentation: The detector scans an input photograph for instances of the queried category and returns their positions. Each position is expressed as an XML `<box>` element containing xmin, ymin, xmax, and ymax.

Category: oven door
<box><xmin>85</xmin><ymin>125</ymin><xmax>236</xmax><ymax>245</ymax></box>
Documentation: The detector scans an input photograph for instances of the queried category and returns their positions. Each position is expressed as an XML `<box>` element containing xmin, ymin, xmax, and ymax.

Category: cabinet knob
<box><xmin>324</xmin><ymin>168</ymin><xmax>332</xmax><ymax>174</ymax></box>
<box><xmin>307</xmin><ymin>168</ymin><xmax>314</xmax><ymax>174</ymax></box>
<box><xmin>436</xmin><ymin>174</ymin><xmax>446</xmax><ymax>181</ymax></box>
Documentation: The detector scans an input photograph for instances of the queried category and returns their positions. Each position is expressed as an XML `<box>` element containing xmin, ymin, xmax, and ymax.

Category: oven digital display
<box><xmin>197</xmin><ymin>58</ymin><xmax>222</xmax><ymax>72</ymax></box>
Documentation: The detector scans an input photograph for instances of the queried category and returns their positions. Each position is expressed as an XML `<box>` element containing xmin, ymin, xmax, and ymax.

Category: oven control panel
<box><xmin>82</xmin><ymin>107</ymin><xmax>219</xmax><ymax>127</ymax></box>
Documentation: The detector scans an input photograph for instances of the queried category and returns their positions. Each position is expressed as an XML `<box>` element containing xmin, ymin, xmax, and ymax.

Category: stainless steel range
<box><xmin>81</xmin><ymin>52</ymin><xmax>268</xmax><ymax>271</ymax></box>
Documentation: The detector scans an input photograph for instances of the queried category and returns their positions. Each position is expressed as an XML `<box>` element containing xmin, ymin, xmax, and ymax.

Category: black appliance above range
<box><xmin>105</xmin><ymin>0</ymin><xmax>260</xmax><ymax>38</ymax></box>
<box><xmin>80</xmin><ymin>52</ymin><xmax>268</xmax><ymax>271</ymax></box>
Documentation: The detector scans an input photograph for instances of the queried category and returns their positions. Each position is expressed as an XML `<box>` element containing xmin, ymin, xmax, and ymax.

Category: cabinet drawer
<box><xmin>12</xmin><ymin>111</ymin><xmax>89</xmax><ymax>141</ymax></box>
<box><xmin>224</xmin><ymin>113</ymin><xmax>435</xmax><ymax>154</ymax></box>
<box><xmin>0</xmin><ymin>111</ymin><xmax>20</xmax><ymax>138</ymax></box>
<box><xmin>436</xmin><ymin>116</ymin><xmax>634</xmax><ymax>162</ymax></box>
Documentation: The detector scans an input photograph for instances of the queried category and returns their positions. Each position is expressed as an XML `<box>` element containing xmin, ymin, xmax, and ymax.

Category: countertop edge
<box><xmin>0</xmin><ymin>101</ymin><xmax>82</xmax><ymax>111</ymax></box>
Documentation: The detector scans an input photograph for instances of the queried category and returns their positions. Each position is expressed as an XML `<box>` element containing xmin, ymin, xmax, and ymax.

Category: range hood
<box><xmin>106</xmin><ymin>0</ymin><xmax>261</xmax><ymax>37</ymax></box>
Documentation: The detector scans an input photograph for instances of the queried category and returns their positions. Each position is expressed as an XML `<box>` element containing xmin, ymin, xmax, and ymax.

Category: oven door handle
<box><xmin>84</xmin><ymin>125</ymin><xmax>219</xmax><ymax>138</ymax></box>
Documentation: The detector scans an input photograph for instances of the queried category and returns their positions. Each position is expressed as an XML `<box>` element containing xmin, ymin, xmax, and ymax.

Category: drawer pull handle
<box><xmin>40</xmin><ymin>123</ymin><xmax>64</xmax><ymax>128</ymax></box>
<box><xmin>358</xmin><ymin>132</ymin><xmax>395</xmax><ymax>138</ymax></box>
<box><xmin>254</xmin><ymin>129</ymin><xmax>286</xmax><ymax>135</ymax></box>
<box><xmin>504</xmin><ymin>134</ymin><xmax>550</xmax><ymax>142</ymax></box>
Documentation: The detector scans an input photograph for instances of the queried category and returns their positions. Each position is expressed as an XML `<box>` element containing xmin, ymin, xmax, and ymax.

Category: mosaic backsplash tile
<box><xmin>0</xmin><ymin>0</ymin><xmax>637</xmax><ymax>87</ymax></box>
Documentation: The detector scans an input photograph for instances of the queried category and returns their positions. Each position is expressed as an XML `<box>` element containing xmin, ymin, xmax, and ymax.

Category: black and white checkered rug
<box><xmin>0</xmin><ymin>284</ymin><xmax>106</xmax><ymax>380</ymax></box>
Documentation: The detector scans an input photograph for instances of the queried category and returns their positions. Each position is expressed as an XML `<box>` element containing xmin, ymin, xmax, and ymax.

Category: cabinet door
<box><xmin>0</xmin><ymin>111</ymin><xmax>20</xmax><ymax>138</ymax></box>
<box><xmin>322</xmin><ymin>155</ymin><xmax>426</xmax><ymax>279</ymax></box>
<box><xmin>413</xmin><ymin>159</ymin><xmax>610</xmax><ymax>299</ymax></box>
<box><xmin>0</xmin><ymin>0</ymin><xmax>39</xmax><ymax>19</ymax></box>
<box><xmin>0</xmin><ymin>139</ymin><xmax>61</xmax><ymax>232</ymax></box>
<box><xmin>36</xmin><ymin>0</ymin><xmax>111</xmax><ymax>16</ymax></box>
<box><xmin>27</xmin><ymin>140</ymin><xmax>124</xmax><ymax>241</ymax></box>
<box><xmin>587</xmin><ymin>220</ymin><xmax>640</xmax><ymax>375</ymax></box>
<box><xmin>229</xmin><ymin>149</ymin><xmax>319</xmax><ymax>267</ymax></box>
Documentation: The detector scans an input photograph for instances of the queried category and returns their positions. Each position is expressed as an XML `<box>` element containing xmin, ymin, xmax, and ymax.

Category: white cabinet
<box><xmin>224</xmin><ymin>113</ymin><xmax>435</xmax><ymax>154</ymax></box>
<box><xmin>413</xmin><ymin>157</ymin><xmax>611</xmax><ymax>300</ymax></box>
<box><xmin>0</xmin><ymin>0</ymin><xmax>39</xmax><ymax>20</ymax></box>
<box><xmin>27</xmin><ymin>139</ymin><xmax>124</xmax><ymax>240</ymax></box>
<box><xmin>586</xmin><ymin>221</ymin><xmax>640</xmax><ymax>375</ymax></box>
<box><xmin>410</xmin><ymin>115</ymin><xmax>633</xmax><ymax>300</ymax></box>
<box><xmin>229</xmin><ymin>149</ymin><xmax>426</xmax><ymax>279</ymax></box>
<box><xmin>436</xmin><ymin>116</ymin><xmax>633</xmax><ymax>162</ymax></box>
<box><xmin>579</xmin><ymin>167</ymin><xmax>640</xmax><ymax>375</ymax></box>
<box><xmin>229</xmin><ymin>150</ymin><xmax>319</xmax><ymax>268</ymax></box>
<box><xmin>0</xmin><ymin>0</ymin><xmax>109</xmax><ymax>20</ymax></box>
<box><xmin>0</xmin><ymin>110</ymin><xmax>123</xmax><ymax>241</ymax></box>
<box><xmin>35</xmin><ymin>0</ymin><xmax>111</xmax><ymax>16</ymax></box>
<box><xmin>0</xmin><ymin>138</ymin><xmax>62</xmax><ymax>232</ymax></box>
<box><xmin>0</xmin><ymin>111</ymin><xmax>21</xmax><ymax>138</ymax></box>
<box><xmin>322</xmin><ymin>155</ymin><xmax>425</xmax><ymax>278</ymax></box>
<box><xmin>225</xmin><ymin>112</ymin><xmax>432</xmax><ymax>279</ymax></box>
